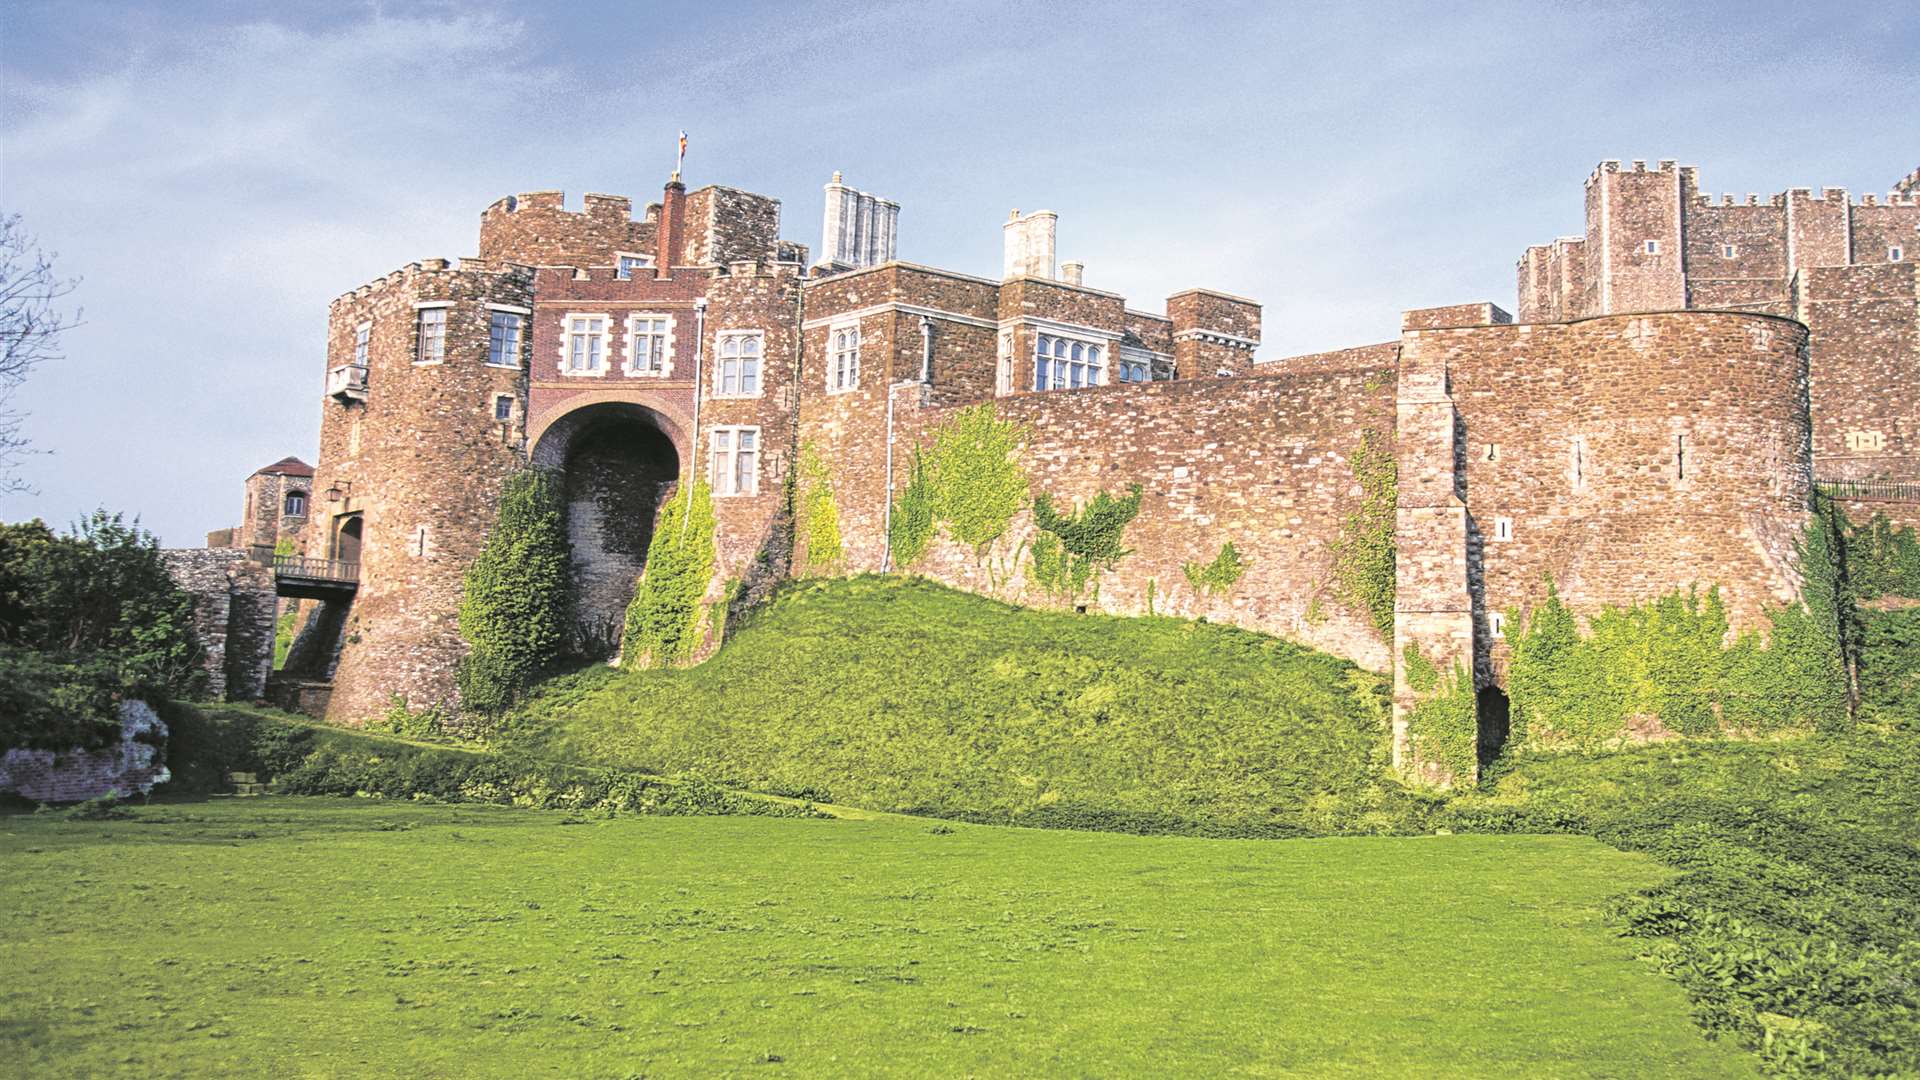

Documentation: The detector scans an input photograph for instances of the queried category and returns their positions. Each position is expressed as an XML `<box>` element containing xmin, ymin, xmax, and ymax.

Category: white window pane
<box><xmin>739</xmin><ymin>430</ymin><xmax>756</xmax><ymax>450</ymax></box>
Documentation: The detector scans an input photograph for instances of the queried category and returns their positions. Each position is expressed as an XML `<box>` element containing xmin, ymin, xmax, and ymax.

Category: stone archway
<box><xmin>531</xmin><ymin>402</ymin><xmax>684</xmax><ymax>656</ymax></box>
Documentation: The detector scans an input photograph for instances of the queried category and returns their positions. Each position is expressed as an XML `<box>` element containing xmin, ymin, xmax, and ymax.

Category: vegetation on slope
<box><xmin>502</xmin><ymin>576</ymin><xmax>1392</xmax><ymax>830</ymax></box>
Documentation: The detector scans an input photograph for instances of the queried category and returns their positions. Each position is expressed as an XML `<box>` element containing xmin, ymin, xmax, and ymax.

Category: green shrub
<box><xmin>887</xmin><ymin>448</ymin><xmax>935</xmax><ymax>570</ymax></box>
<box><xmin>456</xmin><ymin>471</ymin><xmax>573</xmax><ymax>714</ymax></box>
<box><xmin>922</xmin><ymin>405</ymin><xmax>1028</xmax><ymax>558</ymax></box>
<box><xmin>1331</xmin><ymin>430</ymin><xmax>1396</xmax><ymax>635</ymax></box>
<box><xmin>1029</xmin><ymin>484</ymin><xmax>1142</xmax><ymax>603</ymax></box>
<box><xmin>0</xmin><ymin>512</ymin><xmax>201</xmax><ymax>752</ymax></box>
<box><xmin>795</xmin><ymin>445</ymin><xmax>843</xmax><ymax>575</ymax></box>
<box><xmin>1402</xmin><ymin>644</ymin><xmax>1476</xmax><ymax>784</ymax></box>
<box><xmin>622</xmin><ymin>481</ymin><xmax>717</xmax><ymax>668</ymax></box>
<box><xmin>1182</xmin><ymin>540</ymin><xmax>1247</xmax><ymax>598</ymax></box>
<box><xmin>160</xmin><ymin>703</ymin><xmax>815</xmax><ymax>818</ymax></box>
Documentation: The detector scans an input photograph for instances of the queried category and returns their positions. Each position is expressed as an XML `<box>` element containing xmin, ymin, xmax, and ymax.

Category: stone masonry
<box><xmin>216</xmin><ymin>157</ymin><xmax>1915</xmax><ymax>784</ymax></box>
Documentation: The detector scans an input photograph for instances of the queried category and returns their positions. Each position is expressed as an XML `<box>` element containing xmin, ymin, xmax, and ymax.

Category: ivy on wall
<box><xmin>888</xmin><ymin>448</ymin><xmax>935</xmax><ymax>571</ymax></box>
<box><xmin>456</xmin><ymin>470</ymin><xmax>573</xmax><ymax>714</ymax></box>
<box><xmin>1183</xmin><ymin>541</ymin><xmax>1247</xmax><ymax>599</ymax></box>
<box><xmin>1332</xmin><ymin>429</ymin><xmax>1396</xmax><ymax>635</ymax></box>
<box><xmin>1030</xmin><ymin>484</ymin><xmax>1143</xmax><ymax>604</ymax></box>
<box><xmin>1402</xmin><ymin>642</ymin><xmax>1477</xmax><ymax>785</ymax></box>
<box><xmin>1830</xmin><ymin>505</ymin><xmax>1920</xmax><ymax>719</ymax></box>
<box><xmin>921</xmin><ymin>404</ymin><xmax>1029</xmax><ymax>559</ymax></box>
<box><xmin>795</xmin><ymin>444</ymin><xmax>843</xmax><ymax>576</ymax></box>
<box><xmin>621</xmin><ymin>481</ymin><xmax>717</xmax><ymax>669</ymax></box>
<box><xmin>1505</xmin><ymin>580</ymin><xmax>1848</xmax><ymax>751</ymax></box>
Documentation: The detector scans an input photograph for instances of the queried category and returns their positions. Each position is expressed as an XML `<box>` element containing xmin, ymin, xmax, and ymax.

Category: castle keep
<box><xmin>217</xmin><ymin>157</ymin><xmax>1916</xmax><ymax>784</ymax></box>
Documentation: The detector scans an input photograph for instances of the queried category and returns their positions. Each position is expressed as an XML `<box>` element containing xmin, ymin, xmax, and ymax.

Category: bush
<box><xmin>456</xmin><ymin>471</ymin><xmax>573</xmax><ymax>714</ymax></box>
<box><xmin>622</xmin><ymin>481</ymin><xmax>717</xmax><ymax>668</ymax></box>
<box><xmin>160</xmin><ymin>703</ymin><xmax>817</xmax><ymax>818</ymax></box>
<box><xmin>0</xmin><ymin>512</ymin><xmax>201</xmax><ymax>753</ymax></box>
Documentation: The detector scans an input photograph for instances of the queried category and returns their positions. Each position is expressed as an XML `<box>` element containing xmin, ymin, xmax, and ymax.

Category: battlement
<box><xmin>1696</xmin><ymin>193</ymin><xmax>1784</xmax><ymax>208</ymax></box>
<box><xmin>481</xmin><ymin>189</ymin><xmax>655</xmax><ymax>223</ymax></box>
<box><xmin>1586</xmin><ymin>158</ymin><xmax>1684</xmax><ymax>186</ymax></box>
<box><xmin>1895</xmin><ymin>166</ymin><xmax>1920</xmax><ymax>198</ymax></box>
<box><xmin>330</xmin><ymin>257</ymin><xmax>533</xmax><ymax>307</ymax></box>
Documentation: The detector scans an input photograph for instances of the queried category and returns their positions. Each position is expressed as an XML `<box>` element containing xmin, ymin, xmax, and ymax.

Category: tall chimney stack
<box><xmin>1002</xmin><ymin>209</ymin><xmax>1057</xmax><ymax>281</ymax></box>
<box><xmin>817</xmin><ymin>172</ymin><xmax>899</xmax><ymax>270</ymax></box>
<box><xmin>655</xmin><ymin>177</ymin><xmax>686</xmax><ymax>278</ymax></box>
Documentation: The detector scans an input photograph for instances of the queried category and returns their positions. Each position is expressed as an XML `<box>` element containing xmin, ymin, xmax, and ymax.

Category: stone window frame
<box><xmin>709</xmin><ymin>425</ymin><xmax>760</xmax><ymax>497</ymax></box>
<box><xmin>412</xmin><ymin>301</ymin><xmax>451</xmax><ymax>366</ymax></box>
<box><xmin>557</xmin><ymin>312</ymin><xmax>612</xmax><ymax>377</ymax></box>
<box><xmin>1892</xmin><ymin>245</ymin><xmax>1905</xmax><ymax>263</ymax></box>
<box><xmin>615</xmin><ymin>252</ymin><xmax>655</xmax><ymax>280</ymax></box>
<box><xmin>1722</xmin><ymin>243</ymin><xmax>1738</xmax><ymax>258</ymax></box>
<box><xmin>492</xmin><ymin>394</ymin><xmax>514</xmax><ymax>422</ymax></box>
<box><xmin>1493</xmin><ymin>516</ymin><xmax>1514</xmax><ymax>543</ymax></box>
<box><xmin>623</xmin><ymin>312</ymin><xmax>676</xmax><ymax>378</ymax></box>
<box><xmin>827</xmin><ymin>321</ymin><xmax>860</xmax><ymax>394</ymax></box>
<box><xmin>1490</xmin><ymin>612</ymin><xmax>1507</xmax><ymax>639</ymax></box>
<box><xmin>284</xmin><ymin>490</ymin><xmax>308</xmax><ymax>517</ymax></box>
<box><xmin>712</xmin><ymin>330</ymin><xmax>765</xmax><ymax>399</ymax></box>
<box><xmin>485</xmin><ymin>303</ymin><xmax>530</xmax><ymax>369</ymax></box>
<box><xmin>1644</xmin><ymin>239</ymin><xmax>1661</xmax><ymax>255</ymax></box>
<box><xmin>353</xmin><ymin>321</ymin><xmax>371</xmax><ymax>366</ymax></box>
<box><xmin>1032</xmin><ymin>331</ymin><xmax>1107</xmax><ymax>392</ymax></box>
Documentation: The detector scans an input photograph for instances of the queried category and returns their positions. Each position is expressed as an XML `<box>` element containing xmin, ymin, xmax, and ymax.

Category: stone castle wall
<box><xmin>160</xmin><ymin>547</ymin><xmax>276</xmax><ymax>702</ymax></box>
<box><xmin>313</xmin><ymin>260</ymin><xmax>535</xmax><ymax>719</ymax></box>
<box><xmin>886</xmin><ymin>362</ymin><xmax>1399</xmax><ymax>671</ymax></box>
<box><xmin>281</xmin><ymin>159</ymin><xmax>1909</xmax><ymax>785</ymax></box>
<box><xmin>1436</xmin><ymin>312</ymin><xmax>1814</xmax><ymax>683</ymax></box>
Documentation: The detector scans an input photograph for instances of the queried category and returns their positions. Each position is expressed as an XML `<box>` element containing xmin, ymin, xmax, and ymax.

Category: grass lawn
<box><xmin>500</xmin><ymin>576</ymin><xmax>1392</xmax><ymax>826</ymax></box>
<box><xmin>0</xmin><ymin>798</ymin><xmax>1757</xmax><ymax>1079</ymax></box>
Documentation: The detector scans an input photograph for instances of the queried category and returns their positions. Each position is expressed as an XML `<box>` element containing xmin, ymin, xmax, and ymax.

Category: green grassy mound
<box><xmin>0</xmin><ymin>800</ymin><xmax>1757</xmax><ymax>1079</ymax></box>
<box><xmin>155</xmin><ymin>703</ymin><xmax>812</xmax><ymax>818</ymax></box>
<box><xmin>499</xmin><ymin>576</ymin><xmax>1392</xmax><ymax>829</ymax></box>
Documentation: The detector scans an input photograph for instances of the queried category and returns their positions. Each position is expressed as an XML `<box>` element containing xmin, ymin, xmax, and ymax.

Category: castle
<box><xmin>195</xmin><ymin>157</ymin><xmax>1920</xmax><ymax>784</ymax></box>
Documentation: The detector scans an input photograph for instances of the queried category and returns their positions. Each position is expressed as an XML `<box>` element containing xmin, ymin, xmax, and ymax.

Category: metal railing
<box><xmin>272</xmin><ymin>553</ymin><xmax>360</xmax><ymax>584</ymax></box>
<box><xmin>1815</xmin><ymin>479</ymin><xmax>1920</xmax><ymax>503</ymax></box>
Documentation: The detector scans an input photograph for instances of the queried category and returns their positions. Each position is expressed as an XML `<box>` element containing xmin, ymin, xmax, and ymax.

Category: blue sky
<box><xmin>1</xmin><ymin>0</ymin><xmax>1914</xmax><ymax>545</ymax></box>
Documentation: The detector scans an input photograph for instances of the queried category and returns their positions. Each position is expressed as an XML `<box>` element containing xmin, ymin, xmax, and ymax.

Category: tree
<box><xmin>0</xmin><ymin>511</ymin><xmax>203</xmax><ymax>753</ymax></box>
<box><xmin>0</xmin><ymin>214</ymin><xmax>83</xmax><ymax>493</ymax></box>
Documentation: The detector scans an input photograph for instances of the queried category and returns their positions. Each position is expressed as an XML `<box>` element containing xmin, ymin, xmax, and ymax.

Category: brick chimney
<box><xmin>656</xmin><ymin>178</ymin><xmax>686</xmax><ymax>278</ymax></box>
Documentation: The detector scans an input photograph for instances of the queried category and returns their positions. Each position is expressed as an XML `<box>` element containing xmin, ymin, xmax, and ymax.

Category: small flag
<box><xmin>676</xmin><ymin>131</ymin><xmax>688</xmax><ymax>176</ymax></box>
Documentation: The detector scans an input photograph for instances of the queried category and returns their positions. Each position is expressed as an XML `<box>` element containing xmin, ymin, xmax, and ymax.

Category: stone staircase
<box><xmin>224</xmin><ymin>771</ymin><xmax>268</xmax><ymax>796</ymax></box>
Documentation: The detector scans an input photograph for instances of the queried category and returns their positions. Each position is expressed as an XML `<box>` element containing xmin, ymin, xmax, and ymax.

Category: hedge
<box><xmin>158</xmin><ymin>703</ymin><xmax>818</xmax><ymax>818</ymax></box>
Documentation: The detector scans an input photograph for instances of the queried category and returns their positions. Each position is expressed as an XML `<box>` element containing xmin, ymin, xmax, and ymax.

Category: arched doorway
<box><xmin>531</xmin><ymin>403</ymin><xmax>684</xmax><ymax>655</ymax></box>
<box><xmin>332</xmin><ymin>513</ymin><xmax>364</xmax><ymax>564</ymax></box>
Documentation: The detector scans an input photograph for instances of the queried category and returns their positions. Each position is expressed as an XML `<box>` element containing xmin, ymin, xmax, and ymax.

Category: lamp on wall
<box><xmin>326</xmin><ymin>480</ymin><xmax>353</xmax><ymax>503</ymax></box>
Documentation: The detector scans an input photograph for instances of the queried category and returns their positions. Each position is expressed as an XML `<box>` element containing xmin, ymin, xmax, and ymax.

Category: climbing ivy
<box><xmin>922</xmin><ymin>404</ymin><xmax>1029</xmax><ymax>558</ymax></box>
<box><xmin>621</xmin><ymin>481</ymin><xmax>717</xmax><ymax>669</ymax></box>
<box><xmin>456</xmin><ymin>470</ymin><xmax>573</xmax><ymax>714</ymax></box>
<box><xmin>795</xmin><ymin>444</ymin><xmax>843</xmax><ymax>576</ymax></box>
<box><xmin>1332</xmin><ymin>429</ymin><xmax>1396</xmax><ymax>635</ymax></box>
<box><xmin>887</xmin><ymin>447</ymin><xmax>935</xmax><ymax>571</ymax></box>
<box><xmin>1183</xmin><ymin>540</ymin><xmax>1247</xmax><ymax>598</ymax></box>
<box><xmin>1030</xmin><ymin>484</ymin><xmax>1143</xmax><ymax>604</ymax></box>
<box><xmin>1402</xmin><ymin>643</ymin><xmax>1477</xmax><ymax>785</ymax></box>
<box><xmin>1506</xmin><ymin>581</ymin><xmax>1849</xmax><ymax>751</ymax></box>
